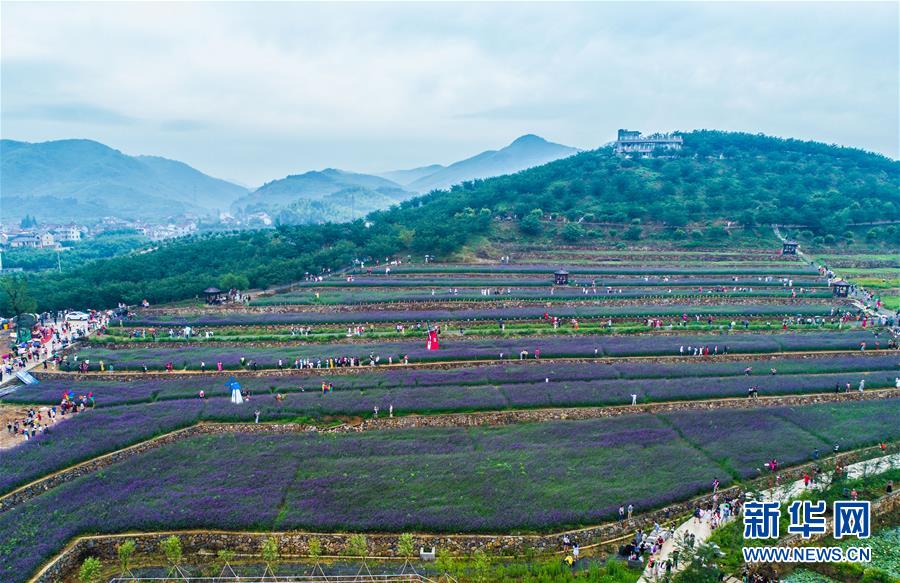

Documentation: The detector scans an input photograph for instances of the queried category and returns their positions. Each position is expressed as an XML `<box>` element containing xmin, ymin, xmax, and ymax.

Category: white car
<box><xmin>65</xmin><ymin>311</ymin><xmax>90</xmax><ymax>321</ymax></box>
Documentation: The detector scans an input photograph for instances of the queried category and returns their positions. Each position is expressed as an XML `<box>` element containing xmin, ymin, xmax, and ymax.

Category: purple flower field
<box><xmin>663</xmin><ymin>399</ymin><xmax>900</xmax><ymax>478</ymax></box>
<box><xmin>3</xmin><ymin>368</ymin><xmax>895</xmax><ymax>496</ymax></box>
<box><xmin>288</xmin><ymin>276</ymin><xmax>827</xmax><ymax>288</ymax></box>
<box><xmin>361</xmin><ymin>264</ymin><xmax>821</xmax><ymax>276</ymax></box>
<box><xmin>75</xmin><ymin>330</ymin><xmax>883</xmax><ymax>369</ymax></box>
<box><xmin>118</xmin><ymin>303</ymin><xmax>837</xmax><ymax>326</ymax></box>
<box><xmin>0</xmin><ymin>400</ymin><xmax>204</xmax><ymax>494</ymax></box>
<box><xmin>252</xmin><ymin>288</ymin><xmax>830</xmax><ymax>307</ymax></box>
<box><xmin>2</xmin><ymin>398</ymin><xmax>897</xmax><ymax>582</ymax></box>
<box><xmin>8</xmin><ymin>353</ymin><xmax>896</xmax><ymax>407</ymax></box>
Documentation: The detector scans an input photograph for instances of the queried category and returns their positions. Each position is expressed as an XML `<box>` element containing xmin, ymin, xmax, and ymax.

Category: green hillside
<box><xmin>2</xmin><ymin>130</ymin><xmax>897</xmax><ymax>314</ymax></box>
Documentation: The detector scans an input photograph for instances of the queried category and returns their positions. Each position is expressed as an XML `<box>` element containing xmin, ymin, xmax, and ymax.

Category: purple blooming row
<box><xmin>365</xmin><ymin>264</ymin><xmax>820</xmax><ymax>276</ymax></box>
<box><xmin>4</xmin><ymin>368</ymin><xmax>895</xmax><ymax>495</ymax></box>
<box><xmin>1</xmin><ymin>398</ymin><xmax>896</xmax><ymax>582</ymax></box>
<box><xmin>290</xmin><ymin>276</ymin><xmax>828</xmax><ymax>288</ymax></box>
<box><xmin>118</xmin><ymin>303</ymin><xmax>837</xmax><ymax>327</ymax></box>
<box><xmin>76</xmin><ymin>330</ymin><xmax>883</xmax><ymax>369</ymax></box>
<box><xmin>8</xmin><ymin>353</ymin><xmax>896</xmax><ymax>407</ymax></box>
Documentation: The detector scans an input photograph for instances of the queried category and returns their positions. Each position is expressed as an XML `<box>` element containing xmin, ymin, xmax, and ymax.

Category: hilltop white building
<box><xmin>614</xmin><ymin>129</ymin><xmax>683</xmax><ymax>155</ymax></box>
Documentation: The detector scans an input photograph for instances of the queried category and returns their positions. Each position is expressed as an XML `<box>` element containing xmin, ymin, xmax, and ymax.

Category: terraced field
<box><xmin>2</xmin><ymin>248</ymin><xmax>897</xmax><ymax>582</ymax></box>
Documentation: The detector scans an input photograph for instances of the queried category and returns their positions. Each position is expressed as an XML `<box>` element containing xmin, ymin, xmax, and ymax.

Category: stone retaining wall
<box><xmin>32</xmin><ymin>450</ymin><xmax>899</xmax><ymax>583</ymax></box>
<box><xmin>5</xmin><ymin>390</ymin><xmax>899</xmax><ymax>513</ymax></box>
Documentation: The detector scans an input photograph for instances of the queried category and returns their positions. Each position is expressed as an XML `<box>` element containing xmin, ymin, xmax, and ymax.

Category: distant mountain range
<box><xmin>0</xmin><ymin>139</ymin><xmax>248</xmax><ymax>222</ymax></box>
<box><xmin>1</xmin><ymin>134</ymin><xmax>579</xmax><ymax>225</ymax></box>
<box><xmin>382</xmin><ymin>134</ymin><xmax>580</xmax><ymax>193</ymax></box>
<box><xmin>234</xmin><ymin>134</ymin><xmax>580</xmax><ymax>223</ymax></box>
<box><xmin>232</xmin><ymin>168</ymin><xmax>411</xmax><ymax>224</ymax></box>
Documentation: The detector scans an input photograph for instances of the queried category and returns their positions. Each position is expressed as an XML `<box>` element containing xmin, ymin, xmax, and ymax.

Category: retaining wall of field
<box><xmin>4</xmin><ymin>389</ymin><xmax>899</xmax><ymax>514</ymax></box>
<box><xmin>31</xmin><ymin>453</ymin><xmax>900</xmax><ymax>583</ymax></box>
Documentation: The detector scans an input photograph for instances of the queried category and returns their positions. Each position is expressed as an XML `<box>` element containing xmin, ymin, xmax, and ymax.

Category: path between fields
<box><xmin>637</xmin><ymin>452</ymin><xmax>900</xmax><ymax>582</ymax></box>
<box><xmin>0</xmin><ymin>321</ymin><xmax>90</xmax><ymax>390</ymax></box>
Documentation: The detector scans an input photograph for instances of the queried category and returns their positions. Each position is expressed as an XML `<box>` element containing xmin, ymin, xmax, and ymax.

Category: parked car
<box><xmin>65</xmin><ymin>311</ymin><xmax>89</xmax><ymax>321</ymax></box>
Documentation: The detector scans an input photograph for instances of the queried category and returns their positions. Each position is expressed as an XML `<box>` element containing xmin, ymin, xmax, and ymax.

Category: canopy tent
<box><xmin>225</xmin><ymin>376</ymin><xmax>243</xmax><ymax>404</ymax></box>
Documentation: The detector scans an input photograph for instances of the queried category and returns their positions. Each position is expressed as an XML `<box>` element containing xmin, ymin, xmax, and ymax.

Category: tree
<box><xmin>470</xmin><ymin>550</ymin><xmax>492</xmax><ymax>583</ymax></box>
<box><xmin>307</xmin><ymin>537</ymin><xmax>322</xmax><ymax>560</ymax></box>
<box><xmin>623</xmin><ymin>226</ymin><xmax>642</xmax><ymax>240</ymax></box>
<box><xmin>519</xmin><ymin>214</ymin><xmax>542</xmax><ymax>236</ymax></box>
<box><xmin>160</xmin><ymin>535</ymin><xmax>183</xmax><ymax>573</ymax></box>
<box><xmin>117</xmin><ymin>540</ymin><xmax>136</xmax><ymax>575</ymax></box>
<box><xmin>397</xmin><ymin>533</ymin><xmax>415</xmax><ymax>557</ymax></box>
<box><xmin>561</xmin><ymin>223</ymin><xmax>584</xmax><ymax>243</ymax></box>
<box><xmin>345</xmin><ymin>534</ymin><xmax>368</xmax><ymax>557</ymax></box>
<box><xmin>219</xmin><ymin>273</ymin><xmax>250</xmax><ymax>291</ymax></box>
<box><xmin>0</xmin><ymin>275</ymin><xmax>37</xmax><ymax>318</ymax></box>
<box><xmin>78</xmin><ymin>557</ymin><xmax>102</xmax><ymax>583</ymax></box>
<box><xmin>261</xmin><ymin>536</ymin><xmax>280</xmax><ymax>573</ymax></box>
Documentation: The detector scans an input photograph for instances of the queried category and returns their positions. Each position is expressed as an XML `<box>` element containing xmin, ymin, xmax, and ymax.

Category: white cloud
<box><xmin>2</xmin><ymin>2</ymin><xmax>897</xmax><ymax>184</ymax></box>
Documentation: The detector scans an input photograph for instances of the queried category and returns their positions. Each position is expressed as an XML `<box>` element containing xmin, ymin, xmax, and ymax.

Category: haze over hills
<box><xmin>1</xmin><ymin>134</ymin><xmax>579</xmax><ymax>226</ymax></box>
<box><xmin>231</xmin><ymin>134</ymin><xmax>579</xmax><ymax>224</ymax></box>
<box><xmin>0</xmin><ymin>139</ymin><xmax>248</xmax><ymax>222</ymax></box>
<box><xmin>231</xmin><ymin>168</ymin><xmax>413</xmax><ymax>224</ymax></box>
<box><xmin>388</xmin><ymin>134</ymin><xmax>580</xmax><ymax>192</ymax></box>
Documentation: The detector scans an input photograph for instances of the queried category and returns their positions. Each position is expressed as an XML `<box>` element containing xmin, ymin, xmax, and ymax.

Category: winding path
<box><xmin>637</xmin><ymin>452</ymin><xmax>900</xmax><ymax>582</ymax></box>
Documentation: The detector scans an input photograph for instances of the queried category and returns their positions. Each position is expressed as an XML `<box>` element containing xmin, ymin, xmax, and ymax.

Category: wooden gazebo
<box><xmin>782</xmin><ymin>241</ymin><xmax>799</xmax><ymax>255</ymax></box>
<box><xmin>203</xmin><ymin>287</ymin><xmax>225</xmax><ymax>304</ymax></box>
<box><xmin>554</xmin><ymin>270</ymin><xmax>570</xmax><ymax>285</ymax></box>
<box><xmin>831</xmin><ymin>280</ymin><xmax>851</xmax><ymax>298</ymax></box>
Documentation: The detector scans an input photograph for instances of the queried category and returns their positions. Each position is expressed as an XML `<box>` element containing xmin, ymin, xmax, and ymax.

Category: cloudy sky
<box><xmin>2</xmin><ymin>1</ymin><xmax>897</xmax><ymax>186</ymax></box>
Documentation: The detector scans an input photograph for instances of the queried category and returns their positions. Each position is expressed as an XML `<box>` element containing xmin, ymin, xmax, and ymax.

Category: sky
<box><xmin>2</xmin><ymin>1</ymin><xmax>898</xmax><ymax>186</ymax></box>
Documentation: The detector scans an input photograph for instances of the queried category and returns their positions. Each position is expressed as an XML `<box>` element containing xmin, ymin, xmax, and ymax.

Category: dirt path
<box><xmin>0</xmin><ymin>404</ymin><xmax>72</xmax><ymax>450</ymax></box>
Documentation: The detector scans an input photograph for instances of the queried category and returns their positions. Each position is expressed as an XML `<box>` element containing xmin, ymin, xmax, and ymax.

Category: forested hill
<box><xmin>3</xmin><ymin>131</ymin><xmax>898</xmax><ymax>313</ymax></box>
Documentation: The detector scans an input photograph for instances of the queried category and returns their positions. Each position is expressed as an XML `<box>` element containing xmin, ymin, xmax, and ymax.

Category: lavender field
<box><xmin>251</xmin><ymin>288</ymin><xmax>829</xmax><ymax>306</ymax></box>
<box><xmin>356</xmin><ymin>264</ymin><xmax>821</xmax><ymax>276</ymax></box>
<box><xmin>74</xmin><ymin>330</ymin><xmax>882</xmax><ymax>369</ymax></box>
<box><xmin>284</xmin><ymin>276</ymin><xmax>828</xmax><ymax>288</ymax></box>
<box><xmin>118</xmin><ymin>302</ymin><xmax>838</xmax><ymax>327</ymax></box>
<box><xmin>9</xmin><ymin>369</ymin><xmax>898</xmax><ymax>411</ymax></box>
<box><xmin>8</xmin><ymin>353</ymin><xmax>896</xmax><ymax>407</ymax></box>
<box><xmin>3</xmin><ymin>366</ymin><xmax>896</xmax><ymax>497</ymax></box>
<box><xmin>2</xmin><ymin>399</ymin><xmax>897</xmax><ymax>582</ymax></box>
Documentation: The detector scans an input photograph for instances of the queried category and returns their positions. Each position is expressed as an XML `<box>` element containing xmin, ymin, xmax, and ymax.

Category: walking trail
<box><xmin>637</xmin><ymin>451</ymin><xmax>900</xmax><ymax>582</ymax></box>
<box><xmin>0</xmin><ymin>321</ymin><xmax>90</xmax><ymax>392</ymax></box>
